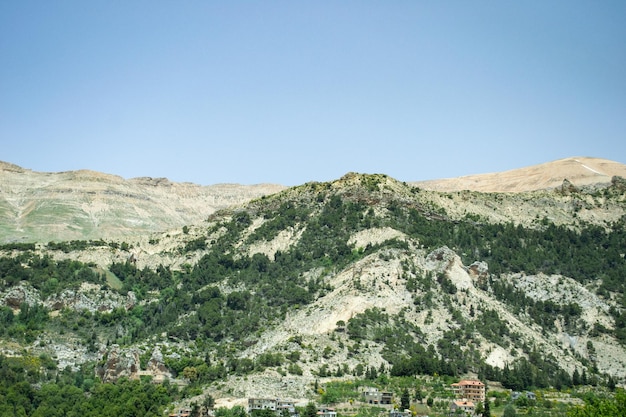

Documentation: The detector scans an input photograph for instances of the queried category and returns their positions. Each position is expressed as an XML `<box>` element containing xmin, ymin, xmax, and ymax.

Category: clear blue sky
<box><xmin>1</xmin><ymin>1</ymin><xmax>624</xmax><ymax>185</ymax></box>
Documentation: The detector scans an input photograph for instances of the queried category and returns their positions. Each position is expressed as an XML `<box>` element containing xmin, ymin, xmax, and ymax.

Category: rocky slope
<box><xmin>0</xmin><ymin>161</ymin><xmax>285</xmax><ymax>244</ymax></box>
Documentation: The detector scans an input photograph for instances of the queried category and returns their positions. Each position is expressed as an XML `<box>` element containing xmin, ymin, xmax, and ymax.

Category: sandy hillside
<box><xmin>413</xmin><ymin>157</ymin><xmax>626</xmax><ymax>193</ymax></box>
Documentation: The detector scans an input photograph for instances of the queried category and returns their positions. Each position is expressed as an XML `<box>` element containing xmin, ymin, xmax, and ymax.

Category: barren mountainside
<box><xmin>0</xmin><ymin>161</ymin><xmax>286</xmax><ymax>243</ymax></box>
<box><xmin>413</xmin><ymin>157</ymin><xmax>626</xmax><ymax>192</ymax></box>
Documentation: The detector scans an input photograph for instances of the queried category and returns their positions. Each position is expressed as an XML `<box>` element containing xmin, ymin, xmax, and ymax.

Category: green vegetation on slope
<box><xmin>0</xmin><ymin>175</ymin><xmax>625</xmax><ymax>414</ymax></box>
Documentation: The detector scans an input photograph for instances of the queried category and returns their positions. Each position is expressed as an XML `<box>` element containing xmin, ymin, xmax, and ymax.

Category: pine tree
<box><xmin>303</xmin><ymin>403</ymin><xmax>317</xmax><ymax>417</ymax></box>
<box><xmin>483</xmin><ymin>398</ymin><xmax>491</xmax><ymax>417</ymax></box>
<box><xmin>414</xmin><ymin>389</ymin><xmax>423</xmax><ymax>404</ymax></box>
<box><xmin>572</xmin><ymin>368</ymin><xmax>581</xmax><ymax>386</ymax></box>
<box><xmin>202</xmin><ymin>394</ymin><xmax>215</xmax><ymax>416</ymax></box>
<box><xmin>401</xmin><ymin>388</ymin><xmax>410</xmax><ymax>410</ymax></box>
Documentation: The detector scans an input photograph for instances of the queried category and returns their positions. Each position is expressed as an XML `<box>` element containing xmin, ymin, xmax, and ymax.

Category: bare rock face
<box><xmin>44</xmin><ymin>285</ymin><xmax>136</xmax><ymax>314</ymax></box>
<box><xmin>46</xmin><ymin>342</ymin><xmax>97</xmax><ymax>372</ymax></box>
<box><xmin>557</xmin><ymin>178</ymin><xmax>579</xmax><ymax>195</ymax></box>
<box><xmin>467</xmin><ymin>261</ymin><xmax>489</xmax><ymax>279</ymax></box>
<box><xmin>413</xmin><ymin>157</ymin><xmax>626</xmax><ymax>192</ymax></box>
<box><xmin>425</xmin><ymin>246</ymin><xmax>457</xmax><ymax>272</ymax></box>
<box><xmin>96</xmin><ymin>345</ymin><xmax>173</xmax><ymax>383</ymax></box>
<box><xmin>0</xmin><ymin>281</ymin><xmax>136</xmax><ymax>315</ymax></box>
<box><xmin>46</xmin><ymin>289</ymin><xmax>101</xmax><ymax>312</ymax></box>
<box><xmin>1</xmin><ymin>284</ymin><xmax>41</xmax><ymax>308</ymax></box>
<box><xmin>146</xmin><ymin>346</ymin><xmax>172</xmax><ymax>383</ymax></box>
<box><xmin>96</xmin><ymin>345</ymin><xmax>141</xmax><ymax>382</ymax></box>
<box><xmin>125</xmin><ymin>291</ymin><xmax>137</xmax><ymax>310</ymax></box>
<box><xmin>425</xmin><ymin>246</ymin><xmax>475</xmax><ymax>290</ymax></box>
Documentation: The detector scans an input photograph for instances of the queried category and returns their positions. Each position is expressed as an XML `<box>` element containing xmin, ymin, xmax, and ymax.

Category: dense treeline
<box><xmin>0</xmin><ymin>253</ymin><xmax>101</xmax><ymax>297</ymax></box>
<box><xmin>0</xmin><ymin>354</ymin><xmax>178</xmax><ymax>417</ymax></box>
<box><xmin>46</xmin><ymin>239</ymin><xmax>121</xmax><ymax>253</ymax></box>
<box><xmin>392</xmin><ymin>207</ymin><xmax>626</xmax><ymax>300</ymax></box>
<box><xmin>344</xmin><ymin>305</ymin><xmax>565</xmax><ymax>391</ymax></box>
<box><xmin>0</xmin><ymin>303</ymin><xmax>49</xmax><ymax>343</ymax></box>
<box><xmin>345</xmin><ymin>307</ymin><xmax>476</xmax><ymax>379</ymax></box>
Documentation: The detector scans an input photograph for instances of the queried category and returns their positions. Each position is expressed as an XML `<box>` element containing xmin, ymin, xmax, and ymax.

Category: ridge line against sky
<box><xmin>1</xmin><ymin>1</ymin><xmax>625</xmax><ymax>186</ymax></box>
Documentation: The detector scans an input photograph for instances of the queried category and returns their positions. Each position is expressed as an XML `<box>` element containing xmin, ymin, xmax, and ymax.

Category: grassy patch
<box><xmin>102</xmin><ymin>268</ymin><xmax>123</xmax><ymax>290</ymax></box>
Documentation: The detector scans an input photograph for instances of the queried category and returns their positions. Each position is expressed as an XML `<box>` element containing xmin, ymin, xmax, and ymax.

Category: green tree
<box><xmin>191</xmin><ymin>402</ymin><xmax>201</xmax><ymax>417</ymax></box>
<box><xmin>572</xmin><ymin>368</ymin><xmax>581</xmax><ymax>386</ymax></box>
<box><xmin>503</xmin><ymin>405</ymin><xmax>517</xmax><ymax>417</ymax></box>
<box><xmin>183</xmin><ymin>366</ymin><xmax>199</xmax><ymax>382</ymax></box>
<box><xmin>303</xmin><ymin>402</ymin><xmax>317</xmax><ymax>417</ymax></box>
<box><xmin>475</xmin><ymin>402</ymin><xmax>484</xmax><ymax>416</ymax></box>
<box><xmin>568</xmin><ymin>389</ymin><xmax>626</xmax><ymax>417</ymax></box>
<box><xmin>483</xmin><ymin>399</ymin><xmax>491</xmax><ymax>417</ymax></box>
<box><xmin>252</xmin><ymin>410</ymin><xmax>276</xmax><ymax>417</ymax></box>
<box><xmin>401</xmin><ymin>388</ymin><xmax>410</xmax><ymax>410</ymax></box>
<box><xmin>215</xmin><ymin>406</ymin><xmax>247</xmax><ymax>417</ymax></box>
<box><xmin>203</xmin><ymin>394</ymin><xmax>215</xmax><ymax>416</ymax></box>
<box><xmin>414</xmin><ymin>389</ymin><xmax>423</xmax><ymax>404</ymax></box>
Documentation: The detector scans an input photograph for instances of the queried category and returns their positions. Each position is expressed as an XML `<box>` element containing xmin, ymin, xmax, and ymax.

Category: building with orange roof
<box><xmin>451</xmin><ymin>379</ymin><xmax>485</xmax><ymax>404</ymax></box>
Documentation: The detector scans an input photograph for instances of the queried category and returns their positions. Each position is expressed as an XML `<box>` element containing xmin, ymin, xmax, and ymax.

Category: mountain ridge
<box><xmin>412</xmin><ymin>156</ymin><xmax>626</xmax><ymax>192</ymax></box>
<box><xmin>2</xmin><ymin>156</ymin><xmax>625</xmax><ymax>244</ymax></box>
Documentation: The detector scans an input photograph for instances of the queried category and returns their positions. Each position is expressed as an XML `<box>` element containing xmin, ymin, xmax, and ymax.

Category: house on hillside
<box><xmin>249</xmin><ymin>398</ymin><xmax>278</xmax><ymax>412</ymax></box>
<box><xmin>277</xmin><ymin>399</ymin><xmax>298</xmax><ymax>416</ymax></box>
<box><xmin>317</xmin><ymin>406</ymin><xmax>337</xmax><ymax>417</ymax></box>
<box><xmin>389</xmin><ymin>409</ymin><xmax>411</xmax><ymax>417</ymax></box>
<box><xmin>361</xmin><ymin>387</ymin><xmax>393</xmax><ymax>405</ymax></box>
<box><xmin>450</xmin><ymin>400</ymin><xmax>475</xmax><ymax>415</ymax></box>
<box><xmin>451</xmin><ymin>380</ymin><xmax>485</xmax><ymax>404</ymax></box>
<box><xmin>248</xmin><ymin>398</ymin><xmax>297</xmax><ymax>417</ymax></box>
<box><xmin>512</xmin><ymin>391</ymin><xmax>536</xmax><ymax>401</ymax></box>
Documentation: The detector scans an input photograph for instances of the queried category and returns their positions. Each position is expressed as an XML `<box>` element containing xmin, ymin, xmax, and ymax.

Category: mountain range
<box><xmin>2</xmin><ymin>156</ymin><xmax>625</xmax><ymax>244</ymax></box>
<box><xmin>0</xmin><ymin>156</ymin><xmax>625</xmax><ymax>414</ymax></box>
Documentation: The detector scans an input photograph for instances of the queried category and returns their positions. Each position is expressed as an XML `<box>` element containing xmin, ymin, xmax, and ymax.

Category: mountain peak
<box><xmin>413</xmin><ymin>157</ymin><xmax>626</xmax><ymax>193</ymax></box>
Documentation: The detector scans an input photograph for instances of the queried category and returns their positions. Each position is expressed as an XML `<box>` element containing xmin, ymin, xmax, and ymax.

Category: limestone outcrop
<box><xmin>96</xmin><ymin>345</ymin><xmax>141</xmax><ymax>382</ymax></box>
<box><xmin>1</xmin><ymin>284</ymin><xmax>41</xmax><ymax>308</ymax></box>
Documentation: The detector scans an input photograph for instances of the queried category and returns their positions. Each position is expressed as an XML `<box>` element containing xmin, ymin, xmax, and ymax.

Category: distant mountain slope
<box><xmin>0</xmin><ymin>162</ymin><xmax>286</xmax><ymax>243</ymax></box>
<box><xmin>2</xmin><ymin>156</ymin><xmax>624</xmax><ymax>243</ymax></box>
<box><xmin>413</xmin><ymin>157</ymin><xmax>626</xmax><ymax>192</ymax></box>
